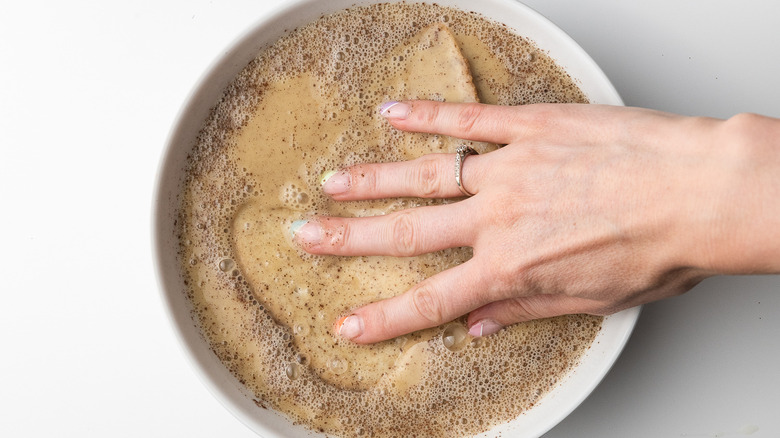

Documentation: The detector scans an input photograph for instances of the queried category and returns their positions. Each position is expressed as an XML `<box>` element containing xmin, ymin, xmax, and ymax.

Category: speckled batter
<box><xmin>177</xmin><ymin>3</ymin><xmax>600</xmax><ymax>437</ymax></box>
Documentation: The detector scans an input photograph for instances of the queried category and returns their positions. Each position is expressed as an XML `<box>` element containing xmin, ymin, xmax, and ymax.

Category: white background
<box><xmin>1</xmin><ymin>0</ymin><xmax>778</xmax><ymax>437</ymax></box>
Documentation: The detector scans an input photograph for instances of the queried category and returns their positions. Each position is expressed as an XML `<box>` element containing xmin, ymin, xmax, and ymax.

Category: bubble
<box><xmin>285</xmin><ymin>362</ymin><xmax>301</xmax><ymax>380</ymax></box>
<box><xmin>218</xmin><ymin>258</ymin><xmax>235</xmax><ymax>272</ymax></box>
<box><xmin>295</xmin><ymin>353</ymin><xmax>309</xmax><ymax>365</ymax></box>
<box><xmin>294</xmin><ymin>322</ymin><xmax>311</xmax><ymax>336</ymax></box>
<box><xmin>442</xmin><ymin>324</ymin><xmax>469</xmax><ymax>352</ymax></box>
<box><xmin>470</xmin><ymin>337</ymin><xmax>486</xmax><ymax>349</ymax></box>
<box><xmin>328</xmin><ymin>357</ymin><xmax>349</xmax><ymax>375</ymax></box>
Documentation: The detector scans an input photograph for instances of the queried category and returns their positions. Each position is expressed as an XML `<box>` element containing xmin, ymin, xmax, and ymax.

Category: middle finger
<box><xmin>292</xmin><ymin>201</ymin><xmax>477</xmax><ymax>257</ymax></box>
<box><xmin>322</xmin><ymin>152</ymin><xmax>485</xmax><ymax>201</ymax></box>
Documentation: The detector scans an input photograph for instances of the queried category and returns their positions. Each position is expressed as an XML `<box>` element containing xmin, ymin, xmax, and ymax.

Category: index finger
<box><xmin>380</xmin><ymin>100</ymin><xmax>594</xmax><ymax>145</ymax></box>
<box><xmin>334</xmin><ymin>260</ymin><xmax>495</xmax><ymax>344</ymax></box>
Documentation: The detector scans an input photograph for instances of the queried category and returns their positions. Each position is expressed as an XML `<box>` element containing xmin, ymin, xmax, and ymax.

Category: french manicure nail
<box><xmin>379</xmin><ymin>101</ymin><xmax>411</xmax><ymax>119</ymax></box>
<box><xmin>290</xmin><ymin>220</ymin><xmax>322</xmax><ymax>244</ymax></box>
<box><xmin>468</xmin><ymin>319</ymin><xmax>503</xmax><ymax>337</ymax></box>
<box><xmin>337</xmin><ymin>315</ymin><xmax>364</xmax><ymax>340</ymax></box>
<box><xmin>320</xmin><ymin>170</ymin><xmax>350</xmax><ymax>195</ymax></box>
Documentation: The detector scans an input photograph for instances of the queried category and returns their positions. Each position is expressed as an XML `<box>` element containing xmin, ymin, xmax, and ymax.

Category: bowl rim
<box><xmin>152</xmin><ymin>0</ymin><xmax>635</xmax><ymax>437</ymax></box>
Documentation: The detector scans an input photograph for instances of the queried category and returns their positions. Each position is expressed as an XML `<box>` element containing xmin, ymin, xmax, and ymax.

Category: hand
<box><xmin>292</xmin><ymin>101</ymin><xmax>780</xmax><ymax>344</ymax></box>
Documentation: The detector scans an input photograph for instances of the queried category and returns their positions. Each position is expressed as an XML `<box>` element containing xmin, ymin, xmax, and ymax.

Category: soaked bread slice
<box><xmin>374</xmin><ymin>23</ymin><xmax>490</xmax><ymax>157</ymax></box>
<box><xmin>232</xmin><ymin>23</ymin><xmax>484</xmax><ymax>392</ymax></box>
<box><xmin>380</xmin><ymin>22</ymin><xmax>479</xmax><ymax>104</ymax></box>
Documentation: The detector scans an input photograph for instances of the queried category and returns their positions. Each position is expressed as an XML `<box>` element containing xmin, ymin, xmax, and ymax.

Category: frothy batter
<box><xmin>177</xmin><ymin>3</ymin><xmax>600</xmax><ymax>437</ymax></box>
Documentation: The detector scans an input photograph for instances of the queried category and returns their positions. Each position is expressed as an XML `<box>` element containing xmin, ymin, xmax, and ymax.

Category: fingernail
<box><xmin>468</xmin><ymin>319</ymin><xmax>503</xmax><ymax>337</ymax></box>
<box><xmin>290</xmin><ymin>220</ymin><xmax>322</xmax><ymax>244</ymax></box>
<box><xmin>379</xmin><ymin>101</ymin><xmax>411</xmax><ymax>119</ymax></box>
<box><xmin>320</xmin><ymin>170</ymin><xmax>350</xmax><ymax>195</ymax></box>
<box><xmin>337</xmin><ymin>315</ymin><xmax>364</xmax><ymax>340</ymax></box>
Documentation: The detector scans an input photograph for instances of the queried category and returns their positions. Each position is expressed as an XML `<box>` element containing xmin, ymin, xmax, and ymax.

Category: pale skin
<box><xmin>292</xmin><ymin>101</ymin><xmax>780</xmax><ymax>344</ymax></box>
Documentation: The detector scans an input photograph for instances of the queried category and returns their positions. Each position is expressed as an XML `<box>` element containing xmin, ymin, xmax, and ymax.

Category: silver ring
<box><xmin>455</xmin><ymin>144</ymin><xmax>478</xmax><ymax>197</ymax></box>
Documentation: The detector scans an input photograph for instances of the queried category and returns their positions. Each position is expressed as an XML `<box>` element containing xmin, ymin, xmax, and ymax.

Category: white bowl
<box><xmin>153</xmin><ymin>0</ymin><xmax>638</xmax><ymax>437</ymax></box>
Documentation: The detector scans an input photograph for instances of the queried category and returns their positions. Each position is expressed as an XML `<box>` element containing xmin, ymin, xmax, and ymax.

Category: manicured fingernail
<box><xmin>290</xmin><ymin>220</ymin><xmax>322</xmax><ymax>244</ymax></box>
<box><xmin>468</xmin><ymin>319</ymin><xmax>503</xmax><ymax>337</ymax></box>
<box><xmin>379</xmin><ymin>101</ymin><xmax>411</xmax><ymax>119</ymax></box>
<box><xmin>336</xmin><ymin>315</ymin><xmax>364</xmax><ymax>340</ymax></box>
<box><xmin>320</xmin><ymin>170</ymin><xmax>350</xmax><ymax>195</ymax></box>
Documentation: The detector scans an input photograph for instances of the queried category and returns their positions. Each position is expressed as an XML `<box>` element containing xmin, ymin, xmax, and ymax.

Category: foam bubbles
<box><xmin>279</xmin><ymin>182</ymin><xmax>311</xmax><ymax>209</ymax></box>
<box><xmin>178</xmin><ymin>3</ymin><xmax>595</xmax><ymax>437</ymax></box>
<box><xmin>328</xmin><ymin>357</ymin><xmax>349</xmax><ymax>375</ymax></box>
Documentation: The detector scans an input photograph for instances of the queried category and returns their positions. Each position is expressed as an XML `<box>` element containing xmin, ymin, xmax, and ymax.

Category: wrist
<box><xmin>685</xmin><ymin>113</ymin><xmax>780</xmax><ymax>274</ymax></box>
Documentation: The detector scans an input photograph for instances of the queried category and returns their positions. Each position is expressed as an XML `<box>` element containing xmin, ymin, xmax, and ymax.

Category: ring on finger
<box><xmin>455</xmin><ymin>144</ymin><xmax>478</xmax><ymax>197</ymax></box>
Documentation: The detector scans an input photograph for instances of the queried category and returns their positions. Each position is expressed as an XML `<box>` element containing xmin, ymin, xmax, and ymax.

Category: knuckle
<box><xmin>483</xmin><ymin>193</ymin><xmax>521</xmax><ymax>228</ymax></box>
<box><xmin>369</xmin><ymin>304</ymin><xmax>393</xmax><ymax>338</ymax></box>
<box><xmin>413</xmin><ymin>156</ymin><xmax>443</xmax><ymax>197</ymax></box>
<box><xmin>324</xmin><ymin>218</ymin><xmax>348</xmax><ymax>251</ymax></box>
<box><xmin>507</xmin><ymin>297</ymin><xmax>547</xmax><ymax>321</ymax></box>
<box><xmin>411</xmin><ymin>283</ymin><xmax>444</xmax><ymax>325</ymax></box>
<box><xmin>521</xmin><ymin>104</ymin><xmax>553</xmax><ymax>137</ymax></box>
<box><xmin>456</xmin><ymin>103</ymin><xmax>484</xmax><ymax>136</ymax></box>
<box><xmin>423</xmin><ymin>102</ymin><xmax>441</xmax><ymax>127</ymax></box>
<box><xmin>390</xmin><ymin>211</ymin><xmax>418</xmax><ymax>257</ymax></box>
<box><xmin>351</xmin><ymin>164</ymin><xmax>379</xmax><ymax>194</ymax></box>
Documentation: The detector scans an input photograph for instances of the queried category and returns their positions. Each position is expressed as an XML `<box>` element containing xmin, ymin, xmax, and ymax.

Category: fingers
<box><xmin>292</xmin><ymin>202</ymin><xmax>476</xmax><ymax>257</ymax></box>
<box><xmin>380</xmin><ymin>100</ymin><xmax>601</xmax><ymax>145</ymax></box>
<box><xmin>321</xmin><ymin>152</ymin><xmax>484</xmax><ymax>201</ymax></box>
<box><xmin>465</xmin><ymin>295</ymin><xmax>610</xmax><ymax>336</ymax></box>
<box><xmin>335</xmin><ymin>261</ymin><xmax>491</xmax><ymax>344</ymax></box>
<box><xmin>322</xmin><ymin>101</ymin><xmax>627</xmax><ymax>202</ymax></box>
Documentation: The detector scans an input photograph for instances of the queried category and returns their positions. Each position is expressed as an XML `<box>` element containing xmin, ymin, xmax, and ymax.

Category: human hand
<box><xmin>291</xmin><ymin>101</ymin><xmax>780</xmax><ymax>344</ymax></box>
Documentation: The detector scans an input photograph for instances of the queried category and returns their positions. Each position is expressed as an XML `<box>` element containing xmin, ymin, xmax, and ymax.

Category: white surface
<box><xmin>0</xmin><ymin>0</ymin><xmax>777</xmax><ymax>437</ymax></box>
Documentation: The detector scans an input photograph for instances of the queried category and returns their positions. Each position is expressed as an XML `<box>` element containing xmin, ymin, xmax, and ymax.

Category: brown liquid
<box><xmin>177</xmin><ymin>3</ymin><xmax>600</xmax><ymax>437</ymax></box>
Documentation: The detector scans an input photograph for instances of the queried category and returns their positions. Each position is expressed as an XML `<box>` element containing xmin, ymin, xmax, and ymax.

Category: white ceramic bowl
<box><xmin>154</xmin><ymin>0</ymin><xmax>639</xmax><ymax>436</ymax></box>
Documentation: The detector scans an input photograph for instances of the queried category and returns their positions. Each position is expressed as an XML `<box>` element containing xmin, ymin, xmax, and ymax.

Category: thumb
<box><xmin>466</xmin><ymin>295</ymin><xmax>605</xmax><ymax>337</ymax></box>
